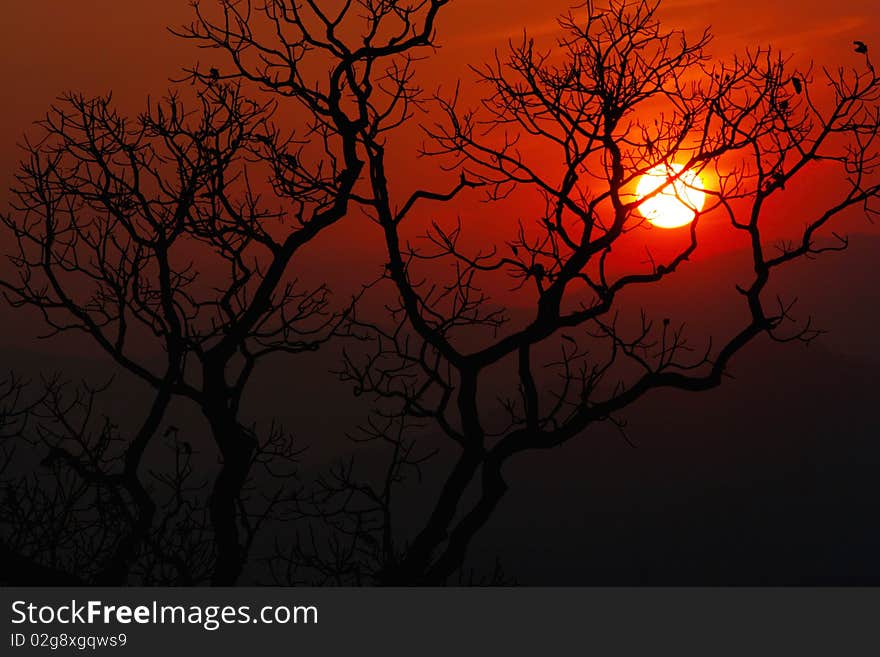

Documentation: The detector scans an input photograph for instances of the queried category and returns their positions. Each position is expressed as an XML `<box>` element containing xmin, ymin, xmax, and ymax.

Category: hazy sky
<box><xmin>0</xmin><ymin>1</ymin><xmax>877</xmax><ymax>242</ymax></box>
<box><xmin>1</xmin><ymin>3</ymin><xmax>878</xmax><ymax>585</ymax></box>
<box><xmin>2</xmin><ymin>1</ymin><xmax>877</xmax><ymax>147</ymax></box>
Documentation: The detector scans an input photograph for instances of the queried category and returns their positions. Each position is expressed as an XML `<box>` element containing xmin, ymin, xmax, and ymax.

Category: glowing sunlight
<box><xmin>636</xmin><ymin>164</ymin><xmax>706</xmax><ymax>229</ymax></box>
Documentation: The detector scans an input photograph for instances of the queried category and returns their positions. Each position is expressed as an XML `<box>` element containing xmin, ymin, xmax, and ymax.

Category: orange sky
<box><xmin>1</xmin><ymin>1</ymin><xmax>878</xmax><ymax>264</ymax></box>
<box><xmin>1</xmin><ymin>3</ymin><xmax>878</xmax><ymax>586</ymax></box>
<box><xmin>2</xmin><ymin>0</ymin><xmax>877</xmax><ymax>164</ymax></box>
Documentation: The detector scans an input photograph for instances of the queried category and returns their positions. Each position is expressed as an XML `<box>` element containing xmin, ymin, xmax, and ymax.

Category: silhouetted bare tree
<box><xmin>3</xmin><ymin>0</ymin><xmax>877</xmax><ymax>587</ymax></box>
<box><xmin>0</xmin><ymin>84</ymin><xmax>315</xmax><ymax>583</ymax></box>
<box><xmin>338</xmin><ymin>0</ymin><xmax>880</xmax><ymax>583</ymax></box>
<box><xmin>170</xmin><ymin>0</ymin><xmax>458</xmax><ymax>584</ymax></box>
<box><xmin>0</xmin><ymin>372</ymin><xmax>307</xmax><ymax>586</ymax></box>
<box><xmin>1</xmin><ymin>0</ymin><xmax>454</xmax><ymax>585</ymax></box>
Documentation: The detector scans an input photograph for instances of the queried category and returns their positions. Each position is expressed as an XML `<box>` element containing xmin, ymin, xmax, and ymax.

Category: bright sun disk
<box><xmin>635</xmin><ymin>164</ymin><xmax>706</xmax><ymax>229</ymax></box>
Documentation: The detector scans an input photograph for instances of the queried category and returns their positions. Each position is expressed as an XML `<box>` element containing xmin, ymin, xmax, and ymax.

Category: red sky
<box><xmin>0</xmin><ymin>1</ymin><xmax>877</xmax><ymax>292</ymax></box>
<box><xmin>2</xmin><ymin>0</ymin><xmax>877</xmax><ymax>173</ymax></box>
<box><xmin>1</xmin><ymin>3</ymin><xmax>877</xmax><ymax>586</ymax></box>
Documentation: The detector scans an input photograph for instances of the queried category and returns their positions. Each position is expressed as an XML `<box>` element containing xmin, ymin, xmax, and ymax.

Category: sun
<box><xmin>635</xmin><ymin>164</ymin><xmax>706</xmax><ymax>229</ymax></box>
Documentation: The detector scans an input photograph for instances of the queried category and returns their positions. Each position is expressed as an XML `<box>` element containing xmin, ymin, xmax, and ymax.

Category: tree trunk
<box><xmin>201</xmin><ymin>359</ymin><xmax>256</xmax><ymax>586</ymax></box>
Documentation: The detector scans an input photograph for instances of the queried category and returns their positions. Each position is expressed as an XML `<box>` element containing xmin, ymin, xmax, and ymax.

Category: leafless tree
<box><xmin>3</xmin><ymin>0</ymin><xmax>877</xmax><ymax>587</ymax></box>
<box><xmin>0</xmin><ymin>372</ymin><xmax>306</xmax><ymax>586</ymax></box>
<box><xmin>0</xmin><ymin>83</ymin><xmax>341</xmax><ymax>583</ymax></box>
<box><xmin>169</xmin><ymin>0</ymin><xmax>456</xmax><ymax>583</ymax></box>
<box><xmin>1</xmin><ymin>0</ymin><xmax>454</xmax><ymax>585</ymax></box>
<box><xmin>336</xmin><ymin>0</ymin><xmax>880</xmax><ymax>583</ymax></box>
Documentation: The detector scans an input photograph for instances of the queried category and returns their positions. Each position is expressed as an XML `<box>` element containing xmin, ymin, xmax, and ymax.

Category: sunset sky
<box><xmin>1</xmin><ymin>1</ymin><xmax>879</xmax><ymax>585</ymax></box>
<box><xmin>1</xmin><ymin>0</ymin><xmax>877</xmax><ymax>344</ymax></box>
<box><xmin>0</xmin><ymin>0</ymin><xmax>876</xmax><ymax>370</ymax></box>
<box><xmin>2</xmin><ymin>0</ymin><xmax>878</xmax><ymax>188</ymax></box>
